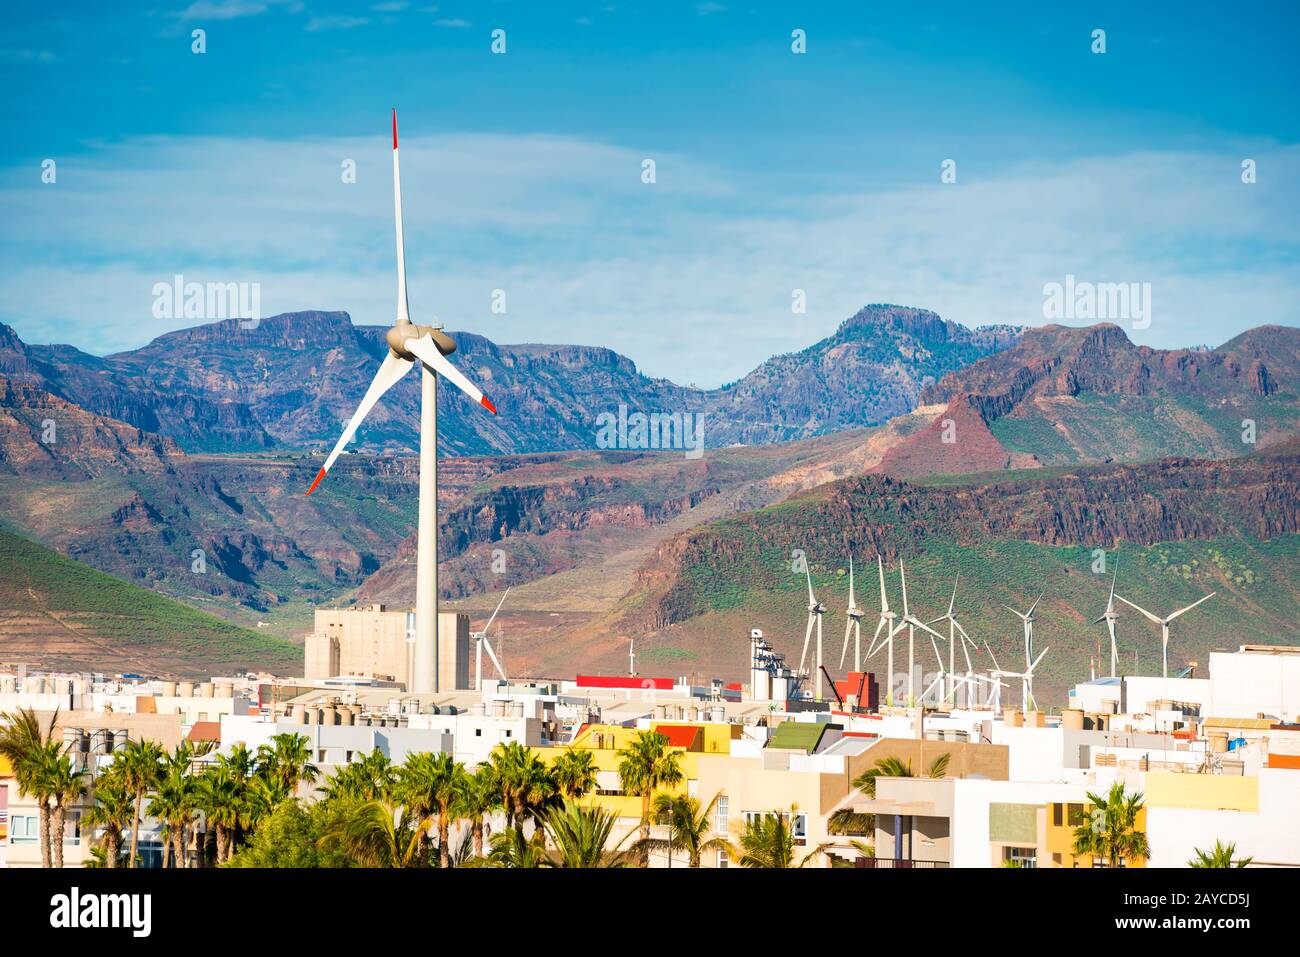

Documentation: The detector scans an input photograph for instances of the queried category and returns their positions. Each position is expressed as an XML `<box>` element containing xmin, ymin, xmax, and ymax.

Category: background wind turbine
<box><xmin>1094</xmin><ymin>565</ymin><xmax>1121</xmax><ymax>678</ymax></box>
<box><xmin>307</xmin><ymin>109</ymin><xmax>499</xmax><ymax>695</ymax></box>
<box><xmin>864</xmin><ymin>556</ymin><xmax>900</xmax><ymax>707</ymax></box>
<box><xmin>472</xmin><ymin>588</ymin><xmax>511</xmax><ymax>691</ymax></box>
<box><xmin>839</xmin><ymin>555</ymin><xmax>866</xmax><ymax>673</ymax></box>
<box><xmin>993</xmin><ymin>646</ymin><xmax>1050</xmax><ymax>711</ymax></box>
<box><xmin>798</xmin><ymin>564</ymin><xmax>827</xmax><ymax>701</ymax></box>
<box><xmin>1004</xmin><ymin>592</ymin><xmax>1045</xmax><ymax>664</ymax></box>
<box><xmin>927</xmin><ymin>575</ymin><xmax>982</xmax><ymax>706</ymax></box>
<box><xmin>898</xmin><ymin>560</ymin><xmax>948</xmax><ymax>708</ymax></box>
<box><xmin>1116</xmin><ymin>592</ymin><xmax>1216</xmax><ymax>678</ymax></box>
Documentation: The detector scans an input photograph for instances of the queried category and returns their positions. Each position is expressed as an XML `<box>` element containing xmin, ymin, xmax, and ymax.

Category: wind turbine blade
<box><xmin>983</xmin><ymin>640</ymin><xmax>1002</xmax><ymax>673</ymax></box>
<box><xmin>306</xmin><ymin>351</ymin><xmax>413</xmax><ymax>494</ymax></box>
<box><xmin>1092</xmin><ymin>613</ymin><xmax>1109</xmax><ymax>625</ymax></box>
<box><xmin>482</xmin><ymin>636</ymin><xmax>507</xmax><ymax>681</ymax></box>
<box><xmin>877</xmin><ymin>556</ymin><xmax>890</xmax><ymax>613</ymax></box>
<box><xmin>482</xmin><ymin>587</ymin><xmax>511</xmax><ymax>635</ymax></box>
<box><xmin>909</xmin><ymin>616</ymin><xmax>948</xmax><ymax>643</ymax></box>
<box><xmin>403</xmin><ymin>334</ymin><xmax>499</xmax><ymax>414</ymax></box>
<box><xmin>948</xmin><ymin>575</ymin><xmax>958</xmax><ymax>616</ymax></box>
<box><xmin>840</xmin><ymin>619</ymin><xmax>852</xmax><ymax>671</ymax></box>
<box><xmin>899</xmin><ymin>559</ymin><xmax>909</xmax><ymax>617</ymax></box>
<box><xmin>805</xmin><ymin>564</ymin><xmax>816</xmax><ymax>605</ymax></box>
<box><xmin>1028</xmin><ymin>646</ymin><xmax>1049</xmax><ymax>673</ymax></box>
<box><xmin>1108</xmin><ymin>561</ymin><xmax>1118</xmax><ymax>606</ymax></box>
<box><xmin>848</xmin><ymin>555</ymin><xmax>856</xmax><ymax>608</ymax></box>
<box><xmin>1167</xmin><ymin>592</ymin><xmax>1216</xmax><ymax>621</ymax></box>
<box><xmin>1115</xmin><ymin>594</ymin><xmax>1163</xmax><ymax>625</ymax></box>
<box><xmin>866</xmin><ymin>616</ymin><xmax>887</xmax><ymax>657</ymax></box>
<box><xmin>1027</xmin><ymin>591</ymin><xmax>1045</xmax><ymax>616</ymax></box>
<box><xmin>1002</xmin><ymin>603</ymin><xmax>1027</xmax><ymax>621</ymax></box>
<box><xmin>392</xmin><ymin>108</ymin><xmax>410</xmax><ymax>324</ymax></box>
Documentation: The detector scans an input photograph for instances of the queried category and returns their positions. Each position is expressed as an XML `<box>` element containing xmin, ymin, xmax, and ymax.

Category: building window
<box><xmin>716</xmin><ymin>849</ymin><xmax>729</xmax><ymax>869</ymax></box>
<box><xmin>11</xmin><ymin>815</ymin><xmax>39</xmax><ymax>844</ymax></box>
<box><xmin>67</xmin><ymin>811</ymin><xmax>82</xmax><ymax>846</ymax></box>
<box><xmin>1003</xmin><ymin>846</ymin><xmax>1037</xmax><ymax>868</ymax></box>
<box><xmin>1052</xmin><ymin>804</ymin><xmax>1063</xmax><ymax>827</ymax></box>
<box><xmin>715</xmin><ymin>795</ymin><xmax>728</xmax><ymax>832</ymax></box>
<box><xmin>475</xmin><ymin>728</ymin><xmax>482</xmax><ymax>737</ymax></box>
<box><xmin>505</xmin><ymin>730</ymin><xmax>512</xmax><ymax>738</ymax></box>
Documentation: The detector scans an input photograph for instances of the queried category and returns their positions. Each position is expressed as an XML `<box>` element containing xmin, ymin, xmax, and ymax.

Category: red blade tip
<box><xmin>392</xmin><ymin>109</ymin><xmax>398</xmax><ymax>150</ymax></box>
<box><xmin>480</xmin><ymin>396</ymin><xmax>498</xmax><ymax>415</ymax></box>
<box><xmin>306</xmin><ymin>467</ymin><xmax>326</xmax><ymax>496</ymax></box>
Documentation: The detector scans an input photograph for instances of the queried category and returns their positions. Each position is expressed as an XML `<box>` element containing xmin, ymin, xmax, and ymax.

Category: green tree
<box><xmin>1189</xmin><ymin>839</ymin><xmax>1251</xmax><ymax>868</ymax></box>
<box><xmin>488</xmin><ymin>741</ymin><xmax>556</xmax><ymax>835</ymax></box>
<box><xmin>320</xmin><ymin>749</ymin><xmax>396</xmax><ymax>803</ymax></box>
<box><xmin>84</xmin><ymin>765</ymin><xmax>133</xmax><ymax>869</ymax></box>
<box><xmin>550</xmin><ymin>748</ymin><xmax>599</xmax><ymax>800</ymax></box>
<box><xmin>616</xmin><ymin>731</ymin><xmax>684</xmax><ymax>865</ymax></box>
<box><xmin>255</xmin><ymin>733</ymin><xmax>318</xmax><ymax>796</ymax></box>
<box><xmin>455</xmin><ymin>766</ymin><xmax>502</xmax><ymax>858</ymax></box>
<box><xmin>480</xmin><ymin>825</ymin><xmax>548</xmax><ymax>868</ymax></box>
<box><xmin>225</xmin><ymin>800</ymin><xmax>351</xmax><ymax>868</ymax></box>
<box><xmin>399</xmin><ymin>752</ymin><xmax>467</xmax><ymax>868</ymax></box>
<box><xmin>318</xmin><ymin>799</ymin><xmax>430</xmax><ymax>868</ymax></box>
<box><xmin>1071</xmin><ymin>782</ymin><xmax>1151</xmax><ymax>868</ymax></box>
<box><xmin>852</xmin><ymin>753</ymin><xmax>950</xmax><ymax>800</ymax></box>
<box><xmin>730</xmin><ymin>811</ymin><xmax>828</xmax><ymax>868</ymax></box>
<box><xmin>47</xmin><ymin>751</ymin><xmax>87</xmax><ymax>869</ymax></box>
<box><xmin>541</xmin><ymin>800</ymin><xmax>632</xmax><ymax>868</ymax></box>
<box><xmin>0</xmin><ymin>708</ymin><xmax>61</xmax><ymax>867</ymax></box>
<box><xmin>643</xmin><ymin>792</ymin><xmax>729</xmax><ymax>868</ymax></box>
<box><xmin>119</xmin><ymin>739</ymin><xmax>165</xmax><ymax>868</ymax></box>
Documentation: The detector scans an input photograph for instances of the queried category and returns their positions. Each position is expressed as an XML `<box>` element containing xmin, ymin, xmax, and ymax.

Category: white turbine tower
<box><xmin>839</xmin><ymin>555</ymin><xmax>867</xmax><ymax>673</ymax></box>
<box><xmin>864</xmin><ymin>556</ymin><xmax>901</xmax><ymax>707</ymax></box>
<box><xmin>472</xmin><ymin>588</ymin><xmax>511</xmax><ymax>691</ymax></box>
<box><xmin>798</xmin><ymin>564</ymin><xmax>827</xmax><ymax>701</ymax></box>
<box><xmin>1004</xmin><ymin>592</ymin><xmax>1045</xmax><ymax>664</ymax></box>
<box><xmin>1094</xmin><ymin>566</ymin><xmax>1121</xmax><ymax>678</ymax></box>
<box><xmin>1115</xmin><ymin>592</ymin><xmax>1216</xmax><ymax>679</ymax></box>
<box><xmin>308</xmin><ymin>110</ymin><xmax>499</xmax><ymax>694</ymax></box>
<box><xmin>897</xmin><ymin>560</ymin><xmax>948</xmax><ymax>708</ymax></box>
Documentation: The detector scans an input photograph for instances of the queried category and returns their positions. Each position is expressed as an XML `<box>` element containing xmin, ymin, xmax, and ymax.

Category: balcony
<box><xmin>856</xmin><ymin>857</ymin><xmax>950</xmax><ymax>869</ymax></box>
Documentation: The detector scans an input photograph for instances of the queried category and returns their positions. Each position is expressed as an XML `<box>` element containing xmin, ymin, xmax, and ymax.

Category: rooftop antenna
<box><xmin>1115</xmin><ymin>592</ymin><xmax>1216</xmax><ymax>679</ymax></box>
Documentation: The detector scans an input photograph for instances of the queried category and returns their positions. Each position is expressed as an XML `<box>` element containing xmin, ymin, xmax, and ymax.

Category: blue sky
<box><xmin>2</xmin><ymin>1</ymin><xmax>1297</xmax><ymax>385</ymax></box>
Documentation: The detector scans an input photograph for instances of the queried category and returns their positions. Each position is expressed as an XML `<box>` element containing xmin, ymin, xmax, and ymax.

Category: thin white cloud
<box><xmin>305</xmin><ymin>14</ymin><xmax>370</xmax><ymax>31</ymax></box>
<box><xmin>435</xmin><ymin>18</ymin><xmax>471</xmax><ymax>28</ymax></box>
<box><xmin>1</xmin><ymin>135</ymin><xmax>1296</xmax><ymax>386</ymax></box>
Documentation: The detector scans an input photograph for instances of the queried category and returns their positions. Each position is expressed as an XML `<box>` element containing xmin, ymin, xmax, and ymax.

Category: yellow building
<box><xmin>1045</xmin><ymin>800</ymin><xmax>1149</xmax><ymax>868</ymax></box>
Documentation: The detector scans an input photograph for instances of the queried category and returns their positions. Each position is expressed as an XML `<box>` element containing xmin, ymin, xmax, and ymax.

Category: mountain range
<box><xmin>0</xmin><ymin>305</ymin><xmax>1019</xmax><ymax>456</ymax></box>
<box><xmin>0</xmin><ymin>304</ymin><xmax>1295</xmax><ymax>692</ymax></box>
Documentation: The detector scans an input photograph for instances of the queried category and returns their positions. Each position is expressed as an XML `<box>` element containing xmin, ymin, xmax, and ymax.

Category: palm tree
<box><xmin>256</xmin><ymin>732</ymin><xmax>318</xmax><ymax>796</ymax></box>
<box><xmin>119</xmin><ymin>739</ymin><xmax>165</xmax><ymax>868</ymax></box>
<box><xmin>84</xmin><ymin>766</ymin><xmax>133</xmax><ymax>869</ymax></box>
<box><xmin>480</xmin><ymin>825</ymin><xmax>548</xmax><ymax>868</ymax></box>
<box><xmin>617</xmin><ymin>730</ymin><xmax>684</xmax><ymax>865</ymax></box>
<box><xmin>550</xmin><ymin>748</ymin><xmax>599</xmax><ymax>800</ymax></box>
<box><xmin>489</xmin><ymin>741</ymin><xmax>556</xmax><ymax>834</ymax></box>
<box><xmin>731</xmin><ymin>811</ymin><xmax>828</xmax><ymax>868</ymax></box>
<box><xmin>644</xmin><ymin>792</ymin><xmax>729</xmax><ymax>868</ymax></box>
<box><xmin>320</xmin><ymin>749</ymin><xmax>396</xmax><ymax>803</ymax></box>
<box><xmin>1189</xmin><ymin>839</ymin><xmax>1251</xmax><ymax>868</ymax></box>
<box><xmin>319</xmin><ymin>799</ymin><xmax>430</xmax><ymax>868</ymax></box>
<box><xmin>196</xmin><ymin>766</ymin><xmax>242</xmax><ymax>864</ymax></box>
<box><xmin>455</xmin><ymin>766</ymin><xmax>503</xmax><ymax>857</ymax></box>
<box><xmin>399</xmin><ymin>752</ymin><xmax>467</xmax><ymax>868</ymax></box>
<box><xmin>542</xmin><ymin>800</ymin><xmax>632</xmax><ymax>867</ymax></box>
<box><xmin>1071</xmin><ymin>782</ymin><xmax>1151</xmax><ymax>868</ymax></box>
<box><xmin>47</xmin><ymin>751</ymin><xmax>86</xmax><ymax>869</ymax></box>
<box><xmin>852</xmin><ymin>753</ymin><xmax>950</xmax><ymax>800</ymax></box>
<box><xmin>0</xmin><ymin>708</ymin><xmax>61</xmax><ymax>867</ymax></box>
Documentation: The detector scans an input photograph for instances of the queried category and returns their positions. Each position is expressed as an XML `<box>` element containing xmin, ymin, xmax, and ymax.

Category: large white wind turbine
<box><xmin>1115</xmin><ymin>591</ymin><xmax>1216</xmax><ymax>679</ymax></box>
<box><xmin>308</xmin><ymin>110</ymin><xmax>499</xmax><ymax>694</ymax></box>
<box><xmin>798</xmin><ymin>564</ymin><xmax>828</xmax><ymax>701</ymax></box>
<box><xmin>839</xmin><ymin>555</ymin><xmax>866</xmax><ymax>673</ymax></box>
<box><xmin>472</xmin><ymin>588</ymin><xmax>511</xmax><ymax>691</ymax></box>
<box><xmin>1094</xmin><ymin>565</ymin><xmax>1121</xmax><ymax>678</ymax></box>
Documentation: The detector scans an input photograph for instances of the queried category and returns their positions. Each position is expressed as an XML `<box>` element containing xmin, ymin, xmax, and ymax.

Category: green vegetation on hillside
<box><xmin>0</xmin><ymin>528</ymin><xmax>301</xmax><ymax>672</ymax></box>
